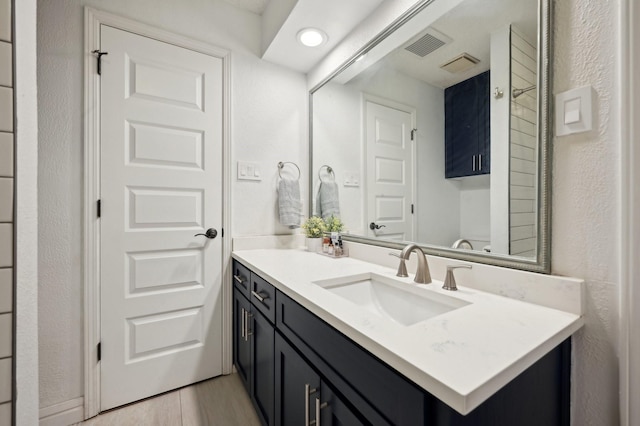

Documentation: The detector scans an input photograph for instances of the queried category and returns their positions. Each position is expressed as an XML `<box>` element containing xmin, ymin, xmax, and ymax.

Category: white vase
<box><xmin>306</xmin><ymin>237</ymin><xmax>322</xmax><ymax>253</ymax></box>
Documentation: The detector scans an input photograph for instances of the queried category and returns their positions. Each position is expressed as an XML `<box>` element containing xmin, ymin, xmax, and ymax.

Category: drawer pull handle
<box><xmin>246</xmin><ymin>312</ymin><xmax>253</xmax><ymax>338</ymax></box>
<box><xmin>242</xmin><ymin>310</ymin><xmax>253</xmax><ymax>341</ymax></box>
<box><xmin>233</xmin><ymin>274</ymin><xmax>244</xmax><ymax>284</ymax></box>
<box><xmin>304</xmin><ymin>384</ymin><xmax>318</xmax><ymax>426</ymax></box>
<box><xmin>313</xmin><ymin>397</ymin><xmax>328</xmax><ymax>426</ymax></box>
<box><xmin>251</xmin><ymin>290</ymin><xmax>269</xmax><ymax>303</ymax></box>
<box><xmin>240</xmin><ymin>308</ymin><xmax>245</xmax><ymax>339</ymax></box>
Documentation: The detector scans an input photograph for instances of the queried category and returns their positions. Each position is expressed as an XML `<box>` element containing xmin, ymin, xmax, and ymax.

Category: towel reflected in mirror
<box><xmin>315</xmin><ymin>181</ymin><xmax>340</xmax><ymax>220</ymax></box>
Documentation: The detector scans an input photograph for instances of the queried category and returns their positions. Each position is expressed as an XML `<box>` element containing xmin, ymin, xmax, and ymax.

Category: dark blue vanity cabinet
<box><xmin>232</xmin><ymin>260</ymin><xmax>275</xmax><ymax>426</ymax></box>
<box><xmin>274</xmin><ymin>333</ymin><xmax>363</xmax><ymax>426</ymax></box>
<box><xmin>445</xmin><ymin>71</ymin><xmax>490</xmax><ymax>178</ymax></box>
<box><xmin>233</xmin><ymin>260</ymin><xmax>571</xmax><ymax>426</ymax></box>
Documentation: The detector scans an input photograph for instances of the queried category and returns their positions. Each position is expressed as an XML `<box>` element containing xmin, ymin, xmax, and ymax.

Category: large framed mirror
<box><xmin>310</xmin><ymin>0</ymin><xmax>551</xmax><ymax>272</ymax></box>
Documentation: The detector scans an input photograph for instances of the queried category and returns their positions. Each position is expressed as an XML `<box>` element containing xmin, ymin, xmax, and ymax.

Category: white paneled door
<box><xmin>365</xmin><ymin>100</ymin><xmax>415</xmax><ymax>241</ymax></box>
<box><xmin>99</xmin><ymin>25</ymin><xmax>224</xmax><ymax>410</ymax></box>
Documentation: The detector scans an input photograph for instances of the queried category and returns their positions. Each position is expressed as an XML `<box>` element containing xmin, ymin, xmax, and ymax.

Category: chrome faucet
<box><xmin>390</xmin><ymin>244</ymin><xmax>431</xmax><ymax>284</ymax></box>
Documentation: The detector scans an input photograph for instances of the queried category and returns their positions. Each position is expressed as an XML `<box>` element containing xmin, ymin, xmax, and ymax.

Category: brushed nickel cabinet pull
<box><xmin>251</xmin><ymin>290</ymin><xmax>268</xmax><ymax>303</ymax></box>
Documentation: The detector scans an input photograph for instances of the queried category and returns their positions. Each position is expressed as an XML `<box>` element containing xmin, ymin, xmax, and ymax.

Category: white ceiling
<box><xmin>382</xmin><ymin>0</ymin><xmax>537</xmax><ymax>88</ymax></box>
<box><xmin>340</xmin><ymin>0</ymin><xmax>537</xmax><ymax>90</ymax></box>
<box><xmin>222</xmin><ymin>0</ymin><xmax>385</xmax><ymax>73</ymax></box>
<box><xmin>260</xmin><ymin>0</ymin><xmax>385</xmax><ymax>73</ymax></box>
<box><xmin>221</xmin><ymin>0</ymin><xmax>271</xmax><ymax>15</ymax></box>
<box><xmin>221</xmin><ymin>0</ymin><xmax>537</xmax><ymax>80</ymax></box>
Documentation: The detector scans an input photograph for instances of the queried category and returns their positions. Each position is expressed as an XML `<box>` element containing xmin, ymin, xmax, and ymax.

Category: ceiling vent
<box><xmin>404</xmin><ymin>29</ymin><xmax>449</xmax><ymax>58</ymax></box>
<box><xmin>440</xmin><ymin>53</ymin><xmax>480</xmax><ymax>73</ymax></box>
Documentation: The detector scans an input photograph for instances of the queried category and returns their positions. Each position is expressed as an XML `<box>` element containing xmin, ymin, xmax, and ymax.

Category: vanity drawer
<box><xmin>276</xmin><ymin>290</ymin><xmax>425</xmax><ymax>425</ymax></box>
<box><xmin>250</xmin><ymin>273</ymin><xmax>276</xmax><ymax>324</ymax></box>
<box><xmin>232</xmin><ymin>260</ymin><xmax>251</xmax><ymax>297</ymax></box>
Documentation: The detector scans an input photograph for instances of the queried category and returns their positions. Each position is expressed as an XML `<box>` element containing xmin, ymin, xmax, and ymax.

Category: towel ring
<box><xmin>318</xmin><ymin>165</ymin><xmax>335</xmax><ymax>182</ymax></box>
<box><xmin>278</xmin><ymin>161</ymin><xmax>301</xmax><ymax>180</ymax></box>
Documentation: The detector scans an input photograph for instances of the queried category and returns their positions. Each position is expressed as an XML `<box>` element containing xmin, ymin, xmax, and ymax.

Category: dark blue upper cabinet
<box><xmin>445</xmin><ymin>71</ymin><xmax>491</xmax><ymax>178</ymax></box>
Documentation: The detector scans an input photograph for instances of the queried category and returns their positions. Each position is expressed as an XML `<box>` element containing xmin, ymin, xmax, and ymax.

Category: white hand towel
<box><xmin>316</xmin><ymin>181</ymin><xmax>340</xmax><ymax>220</ymax></box>
<box><xmin>278</xmin><ymin>178</ymin><xmax>302</xmax><ymax>228</ymax></box>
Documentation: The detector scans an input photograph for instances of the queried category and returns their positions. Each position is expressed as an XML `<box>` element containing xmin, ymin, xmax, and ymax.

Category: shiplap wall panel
<box><xmin>510</xmin><ymin>27</ymin><xmax>537</xmax><ymax>256</ymax></box>
<box><xmin>0</xmin><ymin>0</ymin><xmax>13</xmax><ymax>422</ymax></box>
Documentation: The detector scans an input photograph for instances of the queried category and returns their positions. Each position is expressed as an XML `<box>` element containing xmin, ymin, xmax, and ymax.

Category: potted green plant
<box><xmin>301</xmin><ymin>216</ymin><xmax>326</xmax><ymax>252</ymax></box>
<box><xmin>324</xmin><ymin>215</ymin><xmax>344</xmax><ymax>233</ymax></box>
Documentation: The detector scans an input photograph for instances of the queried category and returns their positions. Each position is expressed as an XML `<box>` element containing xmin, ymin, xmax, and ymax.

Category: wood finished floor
<box><xmin>73</xmin><ymin>373</ymin><xmax>261</xmax><ymax>426</ymax></box>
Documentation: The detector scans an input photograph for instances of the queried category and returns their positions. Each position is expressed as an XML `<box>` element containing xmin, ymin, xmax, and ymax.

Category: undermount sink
<box><xmin>313</xmin><ymin>273</ymin><xmax>470</xmax><ymax>326</ymax></box>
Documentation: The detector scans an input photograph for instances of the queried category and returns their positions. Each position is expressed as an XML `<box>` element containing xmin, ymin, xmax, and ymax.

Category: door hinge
<box><xmin>221</xmin><ymin>228</ymin><xmax>224</xmax><ymax>238</ymax></box>
<box><xmin>411</xmin><ymin>204</ymin><xmax>414</xmax><ymax>214</ymax></box>
<box><xmin>97</xmin><ymin>342</ymin><xmax>101</xmax><ymax>362</ymax></box>
<box><xmin>97</xmin><ymin>199</ymin><xmax>101</xmax><ymax>218</ymax></box>
<box><xmin>411</xmin><ymin>128</ymin><xmax>417</xmax><ymax>141</ymax></box>
<box><xmin>91</xmin><ymin>50</ymin><xmax>109</xmax><ymax>75</ymax></box>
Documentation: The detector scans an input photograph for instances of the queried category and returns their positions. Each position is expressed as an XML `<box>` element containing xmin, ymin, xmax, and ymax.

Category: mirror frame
<box><xmin>309</xmin><ymin>0</ymin><xmax>552</xmax><ymax>273</ymax></box>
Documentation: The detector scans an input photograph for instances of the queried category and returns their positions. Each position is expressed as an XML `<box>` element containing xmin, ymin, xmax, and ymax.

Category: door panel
<box><xmin>275</xmin><ymin>333</ymin><xmax>321</xmax><ymax>426</ymax></box>
<box><xmin>251</xmin><ymin>310</ymin><xmax>275</xmax><ymax>425</ymax></box>
<box><xmin>127</xmin><ymin>121</ymin><xmax>204</xmax><ymax>169</ymax></box>
<box><xmin>233</xmin><ymin>290</ymin><xmax>251</xmax><ymax>391</ymax></box>
<box><xmin>100</xmin><ymin>25</ymin><xmax>223</xmax><ymax>410</ymax></box>
<box><xmin>365</xmin><ymin>101</ymin><xmax>414</xmax><ymax>241</ymax></box>
<box><xmin>320</xmin><ymin>383</ymin><xmax>364</xmax><ymax>426</ymax></box>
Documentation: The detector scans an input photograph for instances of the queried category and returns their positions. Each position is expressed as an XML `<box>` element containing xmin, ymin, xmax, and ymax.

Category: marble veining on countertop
<box><xmin>232</xmin><ymin>248</ymin><xmax>584</xmax><ymax>415</ymax></box>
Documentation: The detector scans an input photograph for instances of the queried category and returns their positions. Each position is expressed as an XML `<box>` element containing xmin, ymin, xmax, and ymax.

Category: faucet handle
<box><xmin>389</xmin><ymin>252</ymin><xmax>408</xmax><ymax>277</ymax></box>
<box><xmin>442</xmin><ymin>264</ymin><xmax>472</xmax><ymax>291</ymax></box>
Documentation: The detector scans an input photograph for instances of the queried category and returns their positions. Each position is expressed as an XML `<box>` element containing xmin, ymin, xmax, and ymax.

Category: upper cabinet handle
<box><xmin>233</xmin><ymin>274</ymin><xmax>244</xmax><ymax>284</ymax></box>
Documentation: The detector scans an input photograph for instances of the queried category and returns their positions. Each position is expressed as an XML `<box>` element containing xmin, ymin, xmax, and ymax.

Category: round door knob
<box><xmin>194</xmin><ymin>228</ymin><xmax>218</xmax><ymax>239</ymax></box>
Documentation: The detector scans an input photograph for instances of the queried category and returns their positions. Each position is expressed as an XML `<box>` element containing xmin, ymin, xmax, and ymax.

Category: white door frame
<box><xmin>83</xmin><ymin>8</ymin><xmax>232</xmax><ymax>418</ymax></box>
<box><xmin>621</xmin><ymin>0</ymin><xmax>639</xmax><ymax>424</ymax></box>
<box><xmin>362</xmin><ymin>93</ymin><xmax>417</xmax><ymax>241</ymax></box>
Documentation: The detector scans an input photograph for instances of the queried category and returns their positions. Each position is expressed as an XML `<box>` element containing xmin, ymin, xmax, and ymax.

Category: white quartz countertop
<box><xmin>232</xmin><ymin>248</ymin><xmax>584</xmax><ymax>415</ymax></box>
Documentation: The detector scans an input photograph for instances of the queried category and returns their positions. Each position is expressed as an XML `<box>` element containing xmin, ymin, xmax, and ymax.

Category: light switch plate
<box><xmin>237</xmin><ymin>161</ymin><xmax>261</xmax><ymax>181</ymax></box>
<box><xmin>555</xmin><ymin>85</ymin><xmax>594</xmax><ymax>136</ymax></box>
<box><xmin>343</xmin><ymin>171</ymin><xmax>360</xmax><ymax>187</ymax></box>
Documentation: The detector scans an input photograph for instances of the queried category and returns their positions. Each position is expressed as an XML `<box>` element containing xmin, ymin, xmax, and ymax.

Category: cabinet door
<box><xmin>233</xmin><ymin>288</ymin><xmax>251</xmax><ymax>391</ymax></box>
<box><xmin>476</xmin><ymin>70</ymin><xmax>490</xmax><ymax>174</ymax></box>
<box><xmin>275</xmin><ymin>333</ymin><xmax>321</xmax><ymax>426</ymax></box>
<box><xmin>318</xmin><ymin>383</ymin><xmax>364</xmax><ymax>426</ymax></box>
<box><xmin>251</xmin><ymin>310</ymin><xmax>275</xmax><ymax>426</ymax></box>
<box><xmin>445</xmin><ymin>77</ymin><xmax>478</xmax><ymax>178</ymax></box>
<box><xmin>445</xmin><ymin>70</ymin><xmax>490</xmax><ymax>178</ymax></box>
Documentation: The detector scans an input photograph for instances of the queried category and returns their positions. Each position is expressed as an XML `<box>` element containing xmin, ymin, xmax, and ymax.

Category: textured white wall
<box><xmin>311</xmin><ymin>0</ymin><xmax>624</xmax><ymax>424</ymax></box>
<box><xmin>15</xmin><ymin>0</ymin><xmax>40</xmax><ymax>424</ymax></box>
<box><xmin>37</xmin><ymin>0</ymin><xmax>306</xmax><ymax>411</ymax></box>
<box><xmin>552</xmin><ymin>1</ymin><xmax>621</xmax><ymax>424</ymax></box>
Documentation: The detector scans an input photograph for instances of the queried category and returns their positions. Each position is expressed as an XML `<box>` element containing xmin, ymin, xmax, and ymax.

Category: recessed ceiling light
<box><xmin>297</xmin><ymin>28</ymin><xmax>328</xmax><ymax>47</ymax></box>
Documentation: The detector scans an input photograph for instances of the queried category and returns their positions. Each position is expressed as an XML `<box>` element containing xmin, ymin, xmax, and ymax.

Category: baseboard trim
<box><xmin>40</xmin><ymin>397</ymin><xmax>84</xmax><ymax>426</ymax></box>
